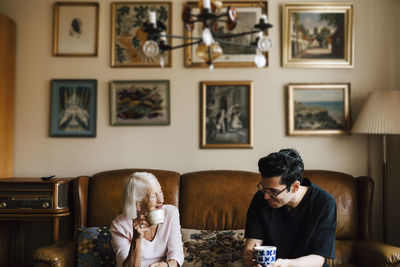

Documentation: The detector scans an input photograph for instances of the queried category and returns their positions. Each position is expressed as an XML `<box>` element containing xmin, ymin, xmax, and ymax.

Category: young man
<box><xmin>243</xmin><ymin>149</ymin><xmax>336</xmax><ymax>267</ymax></box>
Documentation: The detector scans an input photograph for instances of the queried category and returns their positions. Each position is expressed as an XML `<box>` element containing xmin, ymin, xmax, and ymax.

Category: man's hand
<box><xmin>265</xmin><ymin>259</ymin><xmax>290</xmax><ymax>267</ymax></box>
<box><xmin>242</xmin><ymin>238</ymin><xmax>263</xmax><ymax>267</ymax></box>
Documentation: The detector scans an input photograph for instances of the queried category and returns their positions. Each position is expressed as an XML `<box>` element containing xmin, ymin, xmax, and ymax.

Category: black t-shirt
<box><xmin>245</xmin><ymin>178</ymin><xmax>336</xmax><ymax>267</ymax></box>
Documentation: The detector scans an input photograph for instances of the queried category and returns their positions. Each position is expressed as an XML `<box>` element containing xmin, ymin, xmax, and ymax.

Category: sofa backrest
<box><xmin>179</xmin><ymin>170</ymin><xmax>260</xmax><ymax>230</ymax></box>
<box><xmin>76</xmin><ymin>169</ymin><xmax>180</xmax><ymax>227</ymax></box>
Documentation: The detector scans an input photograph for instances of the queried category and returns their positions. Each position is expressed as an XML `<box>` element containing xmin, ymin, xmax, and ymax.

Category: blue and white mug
<box><xmin>254</xmin><ymin>246</ymin><xmax>277</xmax><ymax>267</ymax></box>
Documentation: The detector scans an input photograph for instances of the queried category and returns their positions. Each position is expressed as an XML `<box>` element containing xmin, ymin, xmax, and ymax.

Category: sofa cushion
<box><xmin>181</xmin><ymin>228</ymin><xmax>245</xmax><ymax>266</ymax></box>
<box><xmin>76</xmin><ymin>227</ymin><xmax>116</xmax><ymax>266</ymax></box>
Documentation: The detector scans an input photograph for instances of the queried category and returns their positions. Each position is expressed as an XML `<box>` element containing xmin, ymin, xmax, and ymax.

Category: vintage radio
<box><xmin>0</xmin><ymin>178</ymin><xmax>70</xmax><ymax>213</ymax></box>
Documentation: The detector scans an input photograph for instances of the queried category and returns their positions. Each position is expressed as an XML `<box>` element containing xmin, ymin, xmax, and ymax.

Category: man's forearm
<box><xmin>281</xmin><ymin>254</ymin><xmax>324</xmax><ymax>267</ymax></box>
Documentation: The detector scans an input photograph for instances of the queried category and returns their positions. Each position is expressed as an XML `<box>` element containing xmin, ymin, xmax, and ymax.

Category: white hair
<box><xmin>123</xmin><ymin>172</ymin><xmax>159</xmax><ymax>219</ymax></box>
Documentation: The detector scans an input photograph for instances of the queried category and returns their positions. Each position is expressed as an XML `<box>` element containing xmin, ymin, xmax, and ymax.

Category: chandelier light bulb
<box><xmin>160</xmin><ymin>31</ymin><xmax>167</xmax><ymax>42</ymax></box>
<box><xmin>159</xmin><ymin>54</ymin><xmax>165</xmax><ymax>68</ymax></box>
<box><xmin>254</xmin><ymin>51</ymin><xmax>266</xmax><ymax>68</ymax></box>
<box><xmin>202</xmin><ymin>28</ymin><xmax>214</xmax><ymax>46</ymax></box>
<box><xmin>209</xmin><ymin>63</ymin><xmax>214</xmax><ymax>71</ymax></box>
<box><xmin>257</xmin><ymin>36</ymin><xmax>273</xmax><ymax>52</ymax></box>
<box><xmin>202</xmin><ymin>0</ymin><xmax>211</xmax><ymax>10</ymax></box>
<box><xmin>143</xmin><ymin>40</ymin><xmax>160</xmax><ymax>57</ymax></box>
<box><xmin>260</xmin><ymin>14</ymin><xmax>268</xmax><ymax>23</ymax></box>
<box><xmin>148</xmin><ymin>11</ymin><xmax>157</xmax><ymax>26</ymax></box>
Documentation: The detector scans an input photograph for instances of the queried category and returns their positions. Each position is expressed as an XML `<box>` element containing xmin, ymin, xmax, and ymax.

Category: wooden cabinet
<box><xmin>0</xmin><ymin>13</ymin><xmax>16</xmax><ymax>178</ymax></box>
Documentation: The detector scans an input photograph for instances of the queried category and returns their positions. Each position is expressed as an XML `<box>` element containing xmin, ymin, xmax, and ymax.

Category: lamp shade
<box><xmin>352</xmin><ymin>90</ymin><xmax>400</xmax><ymax>134</ymax></box>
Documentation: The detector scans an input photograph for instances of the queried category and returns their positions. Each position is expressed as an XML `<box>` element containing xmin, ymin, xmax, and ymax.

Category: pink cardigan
<box><xmin>110</xmin><ymin>205</ymin><xmax>184</xmax><ymax>267</ymax></box>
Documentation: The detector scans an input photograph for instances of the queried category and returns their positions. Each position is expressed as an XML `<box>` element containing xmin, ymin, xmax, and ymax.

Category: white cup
<box><xmin>254</xmin><ymin>246</ymin><xmax>277</xmax><ymax>266</ymax></box>
<box><xmin>147</xmin><ymin>209</ymin><xmax>165</xmax><ymax>225</ymax></box>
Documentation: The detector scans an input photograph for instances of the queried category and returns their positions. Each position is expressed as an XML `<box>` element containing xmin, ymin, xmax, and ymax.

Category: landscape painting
<box><xmin>110</xmin><ymin>80</ymin><xmax>170</xmax><ymax>125</ymax></box>
<box><xmin>282</xmin><ymin>4</ymin><xmax>354</xmax><ymax>68</ymax></box>
<box><xmin>201</xmin><ymin>81</ymin><xmax>253</xmax><ymax>148</ymax></box>
<box><xmin>287</xmin><ymin>83</ymin><xmax>350</xmax><ymax>135</ymax></box>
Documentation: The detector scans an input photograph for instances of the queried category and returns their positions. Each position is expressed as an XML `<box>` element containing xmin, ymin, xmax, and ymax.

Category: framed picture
<box><xmin>50</xmin><ymin>79</ymin><xmax>97</xmax><ymax>137</ymax></box>
<box><xmin>201</xmin><ymin>81</ymin><xmax>253</xmax><ymax>148</ymax></box>
<box><xmin>282</xmin><ymin>3</ymin><xmax>354</xmax><ymax>68</ymax></box>
<box><xmin>184</xmin><ymin>1</ymin><xmax>269</xmax><ymax>68</ymax></box>
<box><xmin>110</xmin><ymin>80</ymin><xmax>170</xmax><ymax>125</ymax></box>
<box><xmin>53</xmin><ymin>2</ymin><xmax>99</xmax><ymax>56</ymax></box>
<box><xmin>287</xmin><ymin>83</ymin><xmax>351</xmax><ymax>135</ymax></box>
<box><xmin>111</xmin><ymin>2</ymin><xmax>172</xmax><ymax>67</ymax></box>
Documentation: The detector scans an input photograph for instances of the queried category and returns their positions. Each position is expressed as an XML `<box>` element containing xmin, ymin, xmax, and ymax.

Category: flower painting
<box><xmin>110</xmin><ymin>80</ymin><xmax>170</xmax><ymax>125</ymax></box>
<box><xmin>111</xmin><ymin>2</ymin><xmax>172</xmax><ymax>67</ymax></box>
<box><xmin>287</xmin><ymin>83</ymin><xmax>350</xmax><ymax>135</ymax></box>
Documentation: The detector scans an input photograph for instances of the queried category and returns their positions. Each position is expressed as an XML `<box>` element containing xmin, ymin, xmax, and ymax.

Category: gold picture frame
<box><xmin>185</xmin><ymin>1</ymin><xmax>269</xmax><ymax>68</ymax></box>
<box><xmin>111</xmin><ymin>2</ymin><xmax>172</xmax><ymax>67</ymax></box>
<box><xmin>282</xmin><ymin>3</ymin><xmax>354</xmax><ymax>68</ymax></box>
<box><xmin>53</xmin><ymin>2</ymin><xmax>99</xmax><ymax>57</ymax></box>
<box><xmin>200</xmin><ymin>81</ymin><xmax>253</xmax><ymax>148</ymax></box>
<box><xmin>287</xmin><ymin>83</ymin><xmax>351</xmax><ymax>135</ymax></box>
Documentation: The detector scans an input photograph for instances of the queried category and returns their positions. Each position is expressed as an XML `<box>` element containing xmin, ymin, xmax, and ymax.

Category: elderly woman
<box><xmin>110</xmin><ymin>172</ymin><xmax>184</xmax><ymax>267</ymax></box>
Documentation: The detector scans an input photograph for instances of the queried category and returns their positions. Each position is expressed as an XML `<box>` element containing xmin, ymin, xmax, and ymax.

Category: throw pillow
<box><xmin>181</xmin><ymin>228</ymin><xmax>245</xmax><ymax>267</ymax></box>
<box><xmin>76</xmin><ymin>226</ymin><xmax>116</xmax><ymax>267</ymax></box>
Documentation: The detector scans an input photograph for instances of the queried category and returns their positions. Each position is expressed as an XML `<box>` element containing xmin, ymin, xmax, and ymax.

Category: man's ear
<box><xmin>291</xmin><ymin>181</ymin><xmax>301</xmax><ymax>192</ymax></box>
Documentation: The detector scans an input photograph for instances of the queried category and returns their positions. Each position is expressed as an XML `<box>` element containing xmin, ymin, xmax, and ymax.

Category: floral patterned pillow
<box><xmin>76</xmin><ymin>227</ymin><xmax>116</xmax><ymax>267</ymax></box>
<box><xmin>181</xmin><ymin>229</ymin><xmax>245</xmax><ymax>267</ymax></box>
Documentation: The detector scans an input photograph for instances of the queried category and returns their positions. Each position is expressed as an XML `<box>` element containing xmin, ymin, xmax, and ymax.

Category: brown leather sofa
<box><xmin>32</xmin><ymin>169</ymin><xmax>400</xmax><ymax>267</ymax></box>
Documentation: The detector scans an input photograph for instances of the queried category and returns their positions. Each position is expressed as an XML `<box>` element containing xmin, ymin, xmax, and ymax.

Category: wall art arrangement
<box><xmin>201</xmin><ymin>81</ymin><xmax>253</xmax><ymax>148</ymax></box>
<box><xmin>282</xmin><ymin>3</ymin><xmax>354</xmax><ymax>68</ymax></box>
<box><xmin>110</xmin><ymin>80</ymin><xmax>170</xmax><ymax>126</ymax></box>
<box><xmin>111</xmin><ymin>2</ymin><xmax>172</xmax><ymax>67</ymax></box>
<box><xmin>53</xmin><ymin>2</ymin><xmax>99</xmax><ymax>56</ymax></box>
<box><xmin>184</xmin><ymin>1</ymin><xmax>269</xmax><ymax>68</ymax></box>
<box><xmin>50</xmin><ymin>79</ymin><xmax>97</xmax><ymax>137</ymax></box>
<box><xmin>287</xmin><ymin>83</ymin><xmax>351</xmax><ymax>135</ymax></box>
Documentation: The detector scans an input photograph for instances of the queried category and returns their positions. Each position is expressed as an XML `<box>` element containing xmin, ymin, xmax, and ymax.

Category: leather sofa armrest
<box><xmin>31</xmin><ymin>240</ymin><xmax>76</xmax><ymax>267</ymax></box>
<box><xmin>354</xmin><ymin>240</ymin><xmax>400</xmax><ymax>267</ymax></box>
<box><xmin>73</xmin><ymin>175</ymin><xmax>90</xmax><ymax>229</ymax></box>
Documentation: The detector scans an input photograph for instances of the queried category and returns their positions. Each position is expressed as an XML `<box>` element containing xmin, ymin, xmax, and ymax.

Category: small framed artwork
<box><xmin>282</xmin><ymin>3</ymin><xmax>354</xmax><ymax>68</ymax></box>
<box><xmin>110</xmin><ymin>80</ymin><xmax>170</xmax><ymax>125</ymax></box>
<box><xmin>184</xmin><ymin>1</ymin><xmax>269</xmax><ymax>68</ymax></box>
<box><xmin>200</xmin><ymin>81</ymin><xmax>253</xmax><ymax>148</ymax></box>
<box><xmin>111</xmin><ymin>2</ymin><xmax>172</xmax><ymax>67</ymax></box>
<box><xmin>50</xmin><ymin>79</ymin><xmax>97</xmax><ymax>137</ymax></box>
<box><xmin>53</xmin><ymin>2</ymin><xmax>99</xmax><ymax>56</ymax></box>
<box><xmin>287</xmin><ymin>83</ymin><xmax>351</xmax><ymax>135</ymax></box>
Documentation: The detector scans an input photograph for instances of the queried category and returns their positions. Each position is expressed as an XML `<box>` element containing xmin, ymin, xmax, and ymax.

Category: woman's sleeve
<box><xmin>166</xmin><ymin>207</ymin><xmax>184</xmax><ymax>266</ymax></box>
<box><xmin>110</xmin><ymin>217</ymin><xmax>132</xmax><ymax>267</ymax></box>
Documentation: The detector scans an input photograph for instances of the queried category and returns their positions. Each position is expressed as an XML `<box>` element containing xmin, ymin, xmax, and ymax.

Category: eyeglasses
<box><xmin>257</xmin><ymin>182</ymin><xmax>287</xmax><ymax>199</ymax></box>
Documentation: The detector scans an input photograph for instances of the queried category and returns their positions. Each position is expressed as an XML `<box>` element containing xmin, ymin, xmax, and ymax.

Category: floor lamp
<box><xmin>352</xmin><ymin>90</ymin><xmax>400</xmax><ymax>243</ymax></box>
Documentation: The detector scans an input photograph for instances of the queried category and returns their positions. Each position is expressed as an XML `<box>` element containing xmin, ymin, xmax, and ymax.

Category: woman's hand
<box><xmin>148</xmin><ymin>261</ymin><xmax>168</xmax><ymax>267</ymax></box>
<box><xmin>132</xmin><ymin>214</ymin><xmax>150</xmax><ymax>239</ymax></box>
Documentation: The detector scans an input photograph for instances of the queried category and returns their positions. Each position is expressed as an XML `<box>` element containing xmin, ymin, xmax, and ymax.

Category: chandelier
<box><xmin>141</xmin><ymin>0</ymin><xmax>273</xmax><ymax>69</ymax></box>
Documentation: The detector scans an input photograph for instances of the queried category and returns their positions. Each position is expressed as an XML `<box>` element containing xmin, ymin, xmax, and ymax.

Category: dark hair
<box><xmin>258</xmin><ymin>148</ymin><xmax>304</xmax><ymax>189</ymax></box>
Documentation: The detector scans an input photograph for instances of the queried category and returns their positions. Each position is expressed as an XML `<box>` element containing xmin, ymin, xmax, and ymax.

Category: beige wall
<box><xmin>1</xmin><ymin>0</ymin><xmax>399</xmax><ymax>244</ymax></box>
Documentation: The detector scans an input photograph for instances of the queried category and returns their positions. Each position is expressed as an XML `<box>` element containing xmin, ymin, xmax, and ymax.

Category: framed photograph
<box><xmin>53</xmin><ymin>2</ymin><xmax>99</xmax><ymax>56</ymax></box>
<box><xmin>201</xmin><ymin>81</ymin><xmax>253</xmax><ymax>148</ymax></box>
<box><xmin>282</xmin><ymin>3</ymin><xmax>354</xmax><ymax>68</ymax></box>
<box><xmin>111</xmin><ymin>2</ymin><xmax>172</xmax><ymax>67</ymax></box>
<box><xmin>110</xmin><ymin>80</ymin><xmax>170</xmax><ymax>125</ymax></box>
<box><xmin>287</xmin><ymin>83</ymin><xmax>351</xmax><ymax>135</ymax></box>
<box><xmin>184</xmin><ymin>1</ymin><xmax>269</xmax><ymax>68</ymax></box>
<box><xmin>50</xmin><ymin>79</ymin><xmax>97</xmax><ymax>137</ymax></box>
